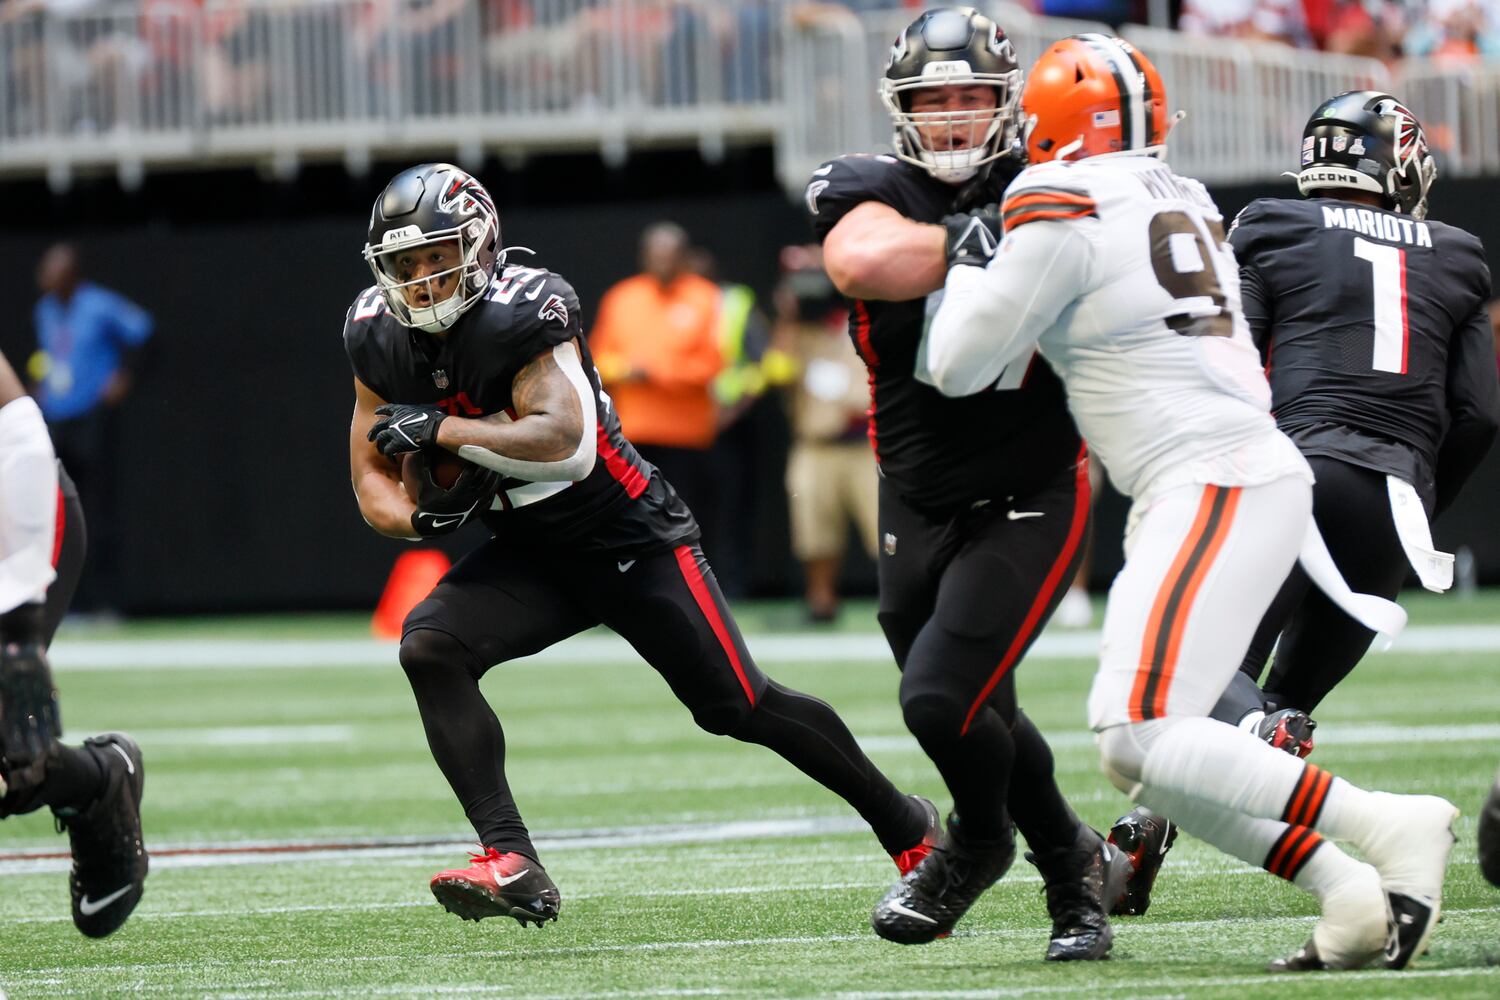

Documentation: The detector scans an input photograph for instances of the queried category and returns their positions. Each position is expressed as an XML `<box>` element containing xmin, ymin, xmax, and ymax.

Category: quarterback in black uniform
<box><xmin>1116</xmin><ymin>92</ymin><xmax>1500</xmax><ymax>921</ymax></box>
<box><xmin>345</xmin><ymin>163</ymin><xmax>941</xmax><ymax>927</ymax></box>
<box><xmin>1218</xmin><ymin>91</ymin><xmax>1498</xmax><ymax>726</ymax></box>
<box><xmin>810</xmin><ymin>7</ymin><xmax>1124</xmax><ymax>959</ymax></box>
<box><xmin>0</xmin><ymin>349</ymin><xmax>147</xmax><ymax>939</ymax></box>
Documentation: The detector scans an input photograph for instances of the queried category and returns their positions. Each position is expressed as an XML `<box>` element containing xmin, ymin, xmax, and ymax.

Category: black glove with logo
<box><xmin>0</xmin><ymin>603</ymin><xmax>60</xmax><ymax>796</ymax></box>
<box><xmin>370</xmin><ymin>403</ymin><xmax>447</xmax><ymax>458</ymax></box>
<box><xmin>941</xmin><ymin>204</ymin><xmax>1002</xmax><ymax>269</ymax></box>
<box><xmin>410</xmin><ymin>461</ymin><xmax>502</xmax><ymax>538</ymax></box>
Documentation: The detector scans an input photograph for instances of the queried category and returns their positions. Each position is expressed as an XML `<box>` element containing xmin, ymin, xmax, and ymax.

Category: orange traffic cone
<box><xmin>372</xmin><ymin>549</ymin><xmax>451</xmax><ymax>639</ymax></box>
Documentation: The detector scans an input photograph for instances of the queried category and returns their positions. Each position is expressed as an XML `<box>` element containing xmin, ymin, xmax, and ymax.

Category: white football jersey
<box><xmin>923</xmin><ymin>154</ymin><xmax>1310</xmax><ymax>501</ymax></box>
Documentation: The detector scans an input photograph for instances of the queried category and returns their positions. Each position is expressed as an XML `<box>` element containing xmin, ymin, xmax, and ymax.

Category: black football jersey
<box><xmin>806</xmin><ymin>154</ymin><xmax>1082</xmax><ymax>515</ymax></box>
<box><xmin>1229</xmin><ymin>197</ymin><xmax>1498</xmax><ymax>508</ymax></box>
<box><xmin>343</xmin><ymin>265</ymin><xmax>698</xmax><ymax>554</ymax></box>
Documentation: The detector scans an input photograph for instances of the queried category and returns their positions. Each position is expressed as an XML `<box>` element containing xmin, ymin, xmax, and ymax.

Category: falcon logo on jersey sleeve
<box><xmin>539</xmin><ymin>294</ymin><xmax>570</xmax><ymax>327</ymax></box>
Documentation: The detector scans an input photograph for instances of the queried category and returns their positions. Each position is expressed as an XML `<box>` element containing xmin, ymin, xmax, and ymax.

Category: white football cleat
<box><xmin>1353</xmin><ymin>793</ymin><xmax>1459</xmax><ymax>969</ymax></box>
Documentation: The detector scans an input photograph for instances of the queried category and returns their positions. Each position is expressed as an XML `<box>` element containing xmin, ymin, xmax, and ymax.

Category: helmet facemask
<box><xmin>365</xmin><ymin>216</ymin><xmax>498</xmax><ymax>333</ymax></box>
<box><xmin>882</xmin><ymin>73</ymin><xmax>1021</xmax><ymax>184</ymax></box>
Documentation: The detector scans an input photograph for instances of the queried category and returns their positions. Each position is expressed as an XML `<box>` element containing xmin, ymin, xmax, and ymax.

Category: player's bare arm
<box><xmin>349</xmin><ymin>376</ymin><xmax>419</xmax><ymax>539</ymax></box>
<box><xmin>438</xmin><ymin>339</ymin><xmax>598</xmax><ymax>483</ymax></box>
<box><xmin>823</xmin><ymin>201</ymin><xmax>947</xmax><ymax>301</ymax></box>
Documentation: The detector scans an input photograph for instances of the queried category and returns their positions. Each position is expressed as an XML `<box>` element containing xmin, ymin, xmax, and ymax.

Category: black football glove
<box><xmin>0</xmin><ymin>604</ymin><xmax>60</xmax><ymax>794</ymax></box>
<box><xmin>370</xmin><ymin>403</ymin><xmax>447</xmax><ymax>458</ymax></box>
<box><xmin>410</xmin><ymin>461</ymin><xmax>501</xmax><ymax>537</ymax></box>
<box><xmin>941</xmin><ymin>204</ymin><xmax>1002</xmax><ymax>269</ymax></box>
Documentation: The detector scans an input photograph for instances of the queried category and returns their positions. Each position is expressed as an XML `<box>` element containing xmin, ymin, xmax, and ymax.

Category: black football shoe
<box><xmin>1259</xmin><ymin>709</ymin><xmax>1317</xmax><ymax>759</ymax></box>
<box><xmin>1027</xmin><ymin>824</ymin><xmax>1130</xmax><ymax>961</ymax></box>
<box><xmin>1106</xmin><ymin>807</ymin><xmax>1177</xmax><ymax>917</ymax></box>
<box><xmin>57</xmin><ymin>733</ymin><xmax>148</xmax><ymax>938</ymax></box>
<box><xmin>431</xmin><ymin>848</ymin><xmax>560</xmax><ymax>927</ymax></box>
<box><xmin>872</xmin><ymin>815</ymin><xmax>1015</xmax><ymax>945</ymax></box>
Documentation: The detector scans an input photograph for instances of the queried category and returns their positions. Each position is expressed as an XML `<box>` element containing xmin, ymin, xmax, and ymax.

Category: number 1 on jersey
<box><xmin>1352</xmin><ymin>237</ymin><xmax>1409</xmax><ymax>375</ymax></box>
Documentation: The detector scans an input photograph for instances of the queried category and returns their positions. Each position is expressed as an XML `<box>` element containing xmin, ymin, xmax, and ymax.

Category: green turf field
<box><xmin>3</xmin><ymin>592</ymin><xmax>1499</xmax><ymax>998</ymax></box>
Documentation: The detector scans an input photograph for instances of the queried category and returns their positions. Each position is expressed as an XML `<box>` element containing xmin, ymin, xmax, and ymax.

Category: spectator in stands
<box><xmin>773</xmin><ymin>246</ymin><xmax>878</xmax><ymax>623</ymax></box>
<box><xmin>1405</xmin><ymin>0</ymin><xmax>1500</xmax><ymax>64</ymax></box>
<box><xmin>689</xmin><ymin>247</ymin><xmax>774</xmax><ymax>597</ymax></box>
<box><xmin>590</xmin><ymin>222</ymin><xmax>725</xmax><ymax>561</ymax></box>
<box><xmin>1179</xmin><ymin>0</ymin><xmax>1311</xmax><ymax>46</ymax></box>
<box><xmin>30</xmin><ymin>243</ymin><xmax>153</xmax><ymax>618</ymax></box>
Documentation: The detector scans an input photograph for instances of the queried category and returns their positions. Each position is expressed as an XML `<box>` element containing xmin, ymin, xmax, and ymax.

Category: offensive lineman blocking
<box><xmin>811</xmin><ymin>7</ymin><xmax>1124</xmax><ymax>958</ymax></box>
<box><xmin>922</xmin><ymin>34</ymin><xmax>1458</xmax><ymax>970</ymax></box>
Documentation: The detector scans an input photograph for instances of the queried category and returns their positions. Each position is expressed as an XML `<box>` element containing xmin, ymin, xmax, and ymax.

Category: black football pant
<box><xmin>1</xmin><ymin>463</ymin><xmax>104</xmax><ymax>819</ymax></box>
<box><xmin>400</xmin><ymin>540</ymin><xmax>924</xmax><ymax>861</ymax></box>
<box><xmin>1211</xmin><ymin>456</ymin><xmax>1412</xmax><ymax>724</ymax></box>
<box><xmin>876</xmin><ymin>457</ymin><xmax>1090</xmax><ymax>847</ymax></box>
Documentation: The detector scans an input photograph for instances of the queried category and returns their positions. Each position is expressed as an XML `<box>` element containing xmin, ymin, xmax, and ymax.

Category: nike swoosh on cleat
<box><xmin>884</xmin><ymin>901</ymin><xmax>938</xmax><ymax>925</ymax></box>
<box><xmin>78</xmin><ymin>885</ymin><xmax>133</xmax><ymax>915</ymax></box>
<box><xmin>494</xmin><ymin>870</ymin><xmax>531</xmax><ymax>887</ymax></box>
<box><xmin>1006</xmin><ymin>510</ymin><xmax>1044</xmax><ymax>520</ymax></box>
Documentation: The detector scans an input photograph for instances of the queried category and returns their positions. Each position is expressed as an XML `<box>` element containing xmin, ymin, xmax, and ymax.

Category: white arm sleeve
<box><xmin>456</xmin><ymin>342</ymin><xmax>598</xmax><ymax>483</ymax></box>
<box><xmin>921</xmin><ymin>221</ymin><xmax>1092</xmax><ymax>397</ymax></box>
<box><xmin>0</xmin><ymin>396</ymin><xmax>58</xmax><ymax>614</ymax></box>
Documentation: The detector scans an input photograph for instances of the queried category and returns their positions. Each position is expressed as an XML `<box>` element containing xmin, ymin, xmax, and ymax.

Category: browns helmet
<box><xmin>1021</xmin><ymin>34</ymin><xmax>1170</xmax><ymax>164</ymax></box>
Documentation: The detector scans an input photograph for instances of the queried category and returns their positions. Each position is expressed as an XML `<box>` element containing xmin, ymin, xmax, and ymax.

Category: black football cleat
<box><xmin>890</xmin><ymin>795</ymin><xmax>942</xmax><ymax>876</ymax></box>
<box><xmin>1384</xmin><ymin>891</ymin><xmax>1438</xmax><ymax>970</ymax></box>
<box><xmin>430</xmin><ymin>848</ymin><xmax>560</xmax><ymax>927</ymax></box>
<box><xmin>1259</xmin><ymin>709</ymin><xmax>1317</xmax><ymax>759</ymax></box>
<box><xmin>1106</xmin><ymin>807</ymin><xmax>1177</xmax><ymax>917</ymax></box>
<box><xmin>1268</xmin><ymin>938</ymin><xmax>1332</xmax><ymax>972</ymax></box>
<box><xmin>1027</xmin><ymin>825</ymin><xmax>1129</xmax><ymax>961</ymax></box>
<box><xmin>872</xmin><ymin>814</ymin><xmax>1015</xmax><ymax>945</ymax></box>
<box><xmin>57</xmin><ymin>733</ymin><xmax>148</xmax><ymax>938</ymax></box>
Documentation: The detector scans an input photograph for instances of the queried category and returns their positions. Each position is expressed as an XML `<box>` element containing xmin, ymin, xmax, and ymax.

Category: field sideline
<box><xmin>3</xmin><ymin>593</ymin><xmax>1499</xmax><ymax>997</ymax></box>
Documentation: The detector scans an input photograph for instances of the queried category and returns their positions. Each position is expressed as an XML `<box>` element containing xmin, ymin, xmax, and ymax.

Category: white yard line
<box><xmin>112</xmin><ymin>719</ymin><xmax>1500</xmax><ymax>755</ymax></box>
<box><xmin>46</xmin><ymin>623</ymin><xmax>1500</xmax><ymax>672</ymax></box>
<box><xmin>10</xmin><ymin>909</ymin><xmax>1500</xmax><ymax>984</ymax></box>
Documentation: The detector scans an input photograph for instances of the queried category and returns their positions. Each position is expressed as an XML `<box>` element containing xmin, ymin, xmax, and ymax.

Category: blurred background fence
<box><xmin>3</xmin><ymin>1</ymin><xmax>1498</xmax><ymax>191</ymax></box>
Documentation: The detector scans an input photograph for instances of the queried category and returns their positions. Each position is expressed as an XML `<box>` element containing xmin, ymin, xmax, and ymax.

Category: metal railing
<box><xmin>0</xmin><ymin>0</ymin><xmax>1496</xmax><ymax>192</ymax></box>
<box><xmin>0</xmin><ymin>0</ymin><xmax>787</xmax><ymax>186</ymax></box>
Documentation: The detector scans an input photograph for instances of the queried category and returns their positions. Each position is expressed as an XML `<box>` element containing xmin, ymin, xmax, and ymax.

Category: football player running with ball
<box><xmin>1111</xmin><ymin>92</ymin><xmax>1499</xmax><ymax>920</ymax></box>
<box><xmin>811</xmin><ymin>7</ymin><xmax>1124</xmax><ymax>960</ymax></box>
<box><xmin>0</xmin><ymin>349</ymin><xmax>147</xmax><ymax>938</ymax></box>
<box><xmin>345</xmin><ymin>164</ymin><xmax>942</xmax><ymax>928</ymax></box>
<box><xmin>923</xmin><ymin>35</ymin><xmax>1458</xmax><ymax>971</ymax></box>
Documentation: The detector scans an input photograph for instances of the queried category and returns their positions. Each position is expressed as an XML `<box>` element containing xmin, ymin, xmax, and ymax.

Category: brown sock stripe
<box><xmin>1282</xmin><ymin>763</ymin><xmax>1324</xmax><ymax>826</ymax></box>
<box><xmin>1283</xmin><ymin>829</ymin><xmax>1326</xmax><ymax>881</ymax></box>
<box><xmin>1264</xmin><ymin>825</ymin><xmax>1323</xmax><ymax>881</ymax></box>
<box><xmin>1300</xmin><ymin>767</ymin><xmax>1333</xmax><ymax>827</ymax></box>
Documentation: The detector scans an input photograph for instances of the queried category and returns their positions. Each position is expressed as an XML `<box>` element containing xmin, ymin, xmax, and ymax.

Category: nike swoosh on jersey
<box><xmin>428</xmin><ymin>515</ymin><xmax>465</xmax><ymax>529</ymax></box>
<box><xmin>617</xmin><ymin>560</ymin><xmax>636</xmax><ymax>573</ymax></box>
<box><xmin>1006</xmin><ymin>510</ymin><xmax>1045</xmax><ymax>520</ymax></box>
<box><xmin>78</xmin><ymin>885</ymin><xmax>133</xmax><ymax>915</ymax></box>
<box><xmin>109</xmin><ymin>743</ymin><xmax>136</xmax><ymax>775</ymax></box>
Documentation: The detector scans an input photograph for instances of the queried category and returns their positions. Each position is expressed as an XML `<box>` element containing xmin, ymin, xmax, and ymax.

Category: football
<box><xmin>401</xmin><ymin>449</ymin><xmax>470</xmax><ymax>497</ymax></box>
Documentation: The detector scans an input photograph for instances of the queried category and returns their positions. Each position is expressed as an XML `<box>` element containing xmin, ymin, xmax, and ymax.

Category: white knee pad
<box><xmin>0</xmin><ymin>396</ymin><xmax>58</xmax><ymax>614</ymax></box>
<box><xmin>1097</xmin><ymin>723</ymin><xmax>1149</xmax><ymax>797</ymax></box>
